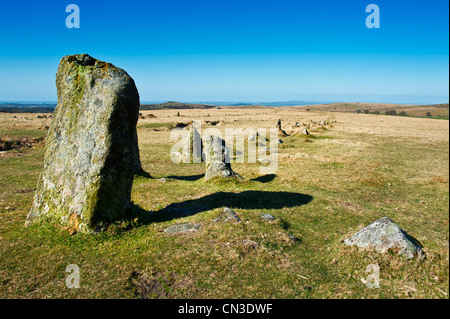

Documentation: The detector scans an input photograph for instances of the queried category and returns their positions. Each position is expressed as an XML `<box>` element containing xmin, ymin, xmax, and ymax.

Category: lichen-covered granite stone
<box><xmin>203</xmin><ymin>135</ymin><xmax>243</xmax><ymax>181</ymax></box>
<box><xmin>344</xmin><ymin>217</ymin><xmax>425</xmax><ymax>259</ymax></box>
<box><xmin>26</xmin><ymin>54</ymin><xmax>140</xmax><ymax>232</ymax></box>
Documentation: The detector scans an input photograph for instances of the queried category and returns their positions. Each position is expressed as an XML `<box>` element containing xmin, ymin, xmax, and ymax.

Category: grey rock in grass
<box><xmin>203</xmin><ymin>135</ymin><xmax>244</xmax><ymax>181</ymax></box>
<box><xmin>261</xmin><ymin>213</ymin><xmax>276</xmax><ymax>222</ymax></box>
<box><xmin>26</xmin><ymin>54</ymin><xmax>140</xmax><ymax>233</ymax></box>
<box><xmin>344</xmin><ymin>217</ymin><xmax>425</xmax><ymax>259</ymax></box>
<box><xmin>182</xmin><ymin>125</ymin><xmax>203</xmax><ymax>163</ymax></box>
<box><xmin>164</xmin><ymin>223</ymin><xmax>201</xmax><ymax>234</ymax></box>
<box><xmin>214</xmin><ymin>207</ymin><xmax>242</xmax><ymax>223</ymax></box>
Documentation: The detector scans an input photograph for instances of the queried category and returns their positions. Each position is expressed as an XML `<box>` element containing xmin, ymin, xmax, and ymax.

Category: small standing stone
<box><xmin>277</xmin><ymin>119</ymin><xmax>288</xmax><ymax>137</ymax></box>
<box><xmin>182</xmin><ymin>125</ymin><xmax>203</xmax><ymax>163</ymax></box>
<box><xmin>164</xmin><ymin>223</ymin><xmax>201</xmax><ymax>234</ymax></box>
<box><xmin>204</xmin><ymin>135</ymin><xmax>243</xmax><ymax>181</ymax></box>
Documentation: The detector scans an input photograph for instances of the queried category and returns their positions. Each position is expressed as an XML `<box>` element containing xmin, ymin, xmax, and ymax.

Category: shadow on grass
<box><xmin>130</xmin><ymin>190</ymin><xmax>313</xmax><ymax>224</ymax></box>
<box><xmin>166</xmin><ymin>174</ymin><xmax>204</xmax><ymax>181</ymax></box>
<box><xmin>251</xmin><ymin>174</ymin><xmax>277</xmax><ymax>183</ymax></box>
<box><xmin>135</xmin><ymin>170</ymin><xmax>152</xmax><ymax>179</ymax></box>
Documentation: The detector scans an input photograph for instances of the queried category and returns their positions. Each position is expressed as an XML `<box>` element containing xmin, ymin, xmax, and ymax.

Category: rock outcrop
<box><xmin>26</xmin><ymin>54</ymin><xmax>141</xmax><ymax>232</ymax></box>
<box><xmin>344</xmin><ymin>217</ymin><xmax>425</xmax><ymax>259</ymax></box>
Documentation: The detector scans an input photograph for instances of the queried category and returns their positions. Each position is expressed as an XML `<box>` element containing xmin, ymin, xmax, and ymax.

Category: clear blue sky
<box><xmin>0</xmin><ymin>0</ymin><xmax>448</xmax><ymax>104</ymax></box>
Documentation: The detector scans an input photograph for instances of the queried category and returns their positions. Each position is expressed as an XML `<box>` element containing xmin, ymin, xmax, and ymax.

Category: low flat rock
<box><xmin>214</xmin><ymin>207</ymin><xmax>242</xmax><ymax>223</ymax></box>
<box><xmin>164</xmin><ymin>223</ymin><xmax>201</xmax><ymax>234</ymax></box>
<box><xmin>344</xmin><ymin>217</ymin><xmax>424</xmax><ymax>259</ymax></box>
<box><xmin>261</xmin><ymin>213</ymin><xmax>276</xmax><ymax>221</ymax></box>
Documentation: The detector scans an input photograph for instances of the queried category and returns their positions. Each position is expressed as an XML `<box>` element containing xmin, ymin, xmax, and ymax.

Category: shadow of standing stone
<box><xmin>344</xmin><ymin>217</ymin><xmax>425</xmax><ymax>259</ymax></box>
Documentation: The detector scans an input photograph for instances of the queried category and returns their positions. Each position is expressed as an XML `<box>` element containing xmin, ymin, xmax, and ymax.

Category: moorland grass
<box><xmin>0</xmin><ymin>110</ymin><xmax>448</xmax><ymax>299</ymax></box>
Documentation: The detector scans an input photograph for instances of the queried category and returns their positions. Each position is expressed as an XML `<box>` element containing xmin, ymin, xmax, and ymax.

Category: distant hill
<box><xmin>140</xmin><ymin>101</ymin><xmax>219</xmax><ymax>110</ymax></box>
<box><xmin>140</xmin><ymin>100</ymin><xmax>323</xmax><ymax>108</ymax></box>
<box><xmin>139</xmin><ymin>101</ymin><xmax>312</xmax><ymax>109</ymax></box>
<box><xmin>252</xmin><ymin>101</ymin><xmax>314</xmax><ymax>107</ymax></box>
<box><xmin>1</xmin><ymin>101</ymin><xmax>448</xmax><ymax>119</ymax></box>
<box><xmin>291</xmin><ymin>102</ymin><xmax>449</xmax><ymax>119</ymax></box>
<box><xmin>224</xmin><ymin>101</ymin><xmax>314</xmax><ymax>107</ymax></box>
<box><xmin>0</xmin><ymin>101</ymin><xmax>220</xmax><ymax>113</ymax></box>
<box><xmin>0</xmin><ymin>103</ymin><xmax>56</xmax><ymax>113</ymax></box>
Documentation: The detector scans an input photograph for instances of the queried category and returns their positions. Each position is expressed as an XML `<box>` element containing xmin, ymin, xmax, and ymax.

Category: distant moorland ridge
<box><xmin>140</xmin><ymin>101</ymin><xmax>218</xmax><ymax>110</ymax></box>
<box><xmin>0</xmin><ymin>102</ymin><xmax>448</xmax><ymax>119</ymax></box>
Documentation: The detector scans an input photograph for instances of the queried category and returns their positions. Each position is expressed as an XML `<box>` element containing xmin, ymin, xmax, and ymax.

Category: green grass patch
<box><xmin>0</xmin><ymin>117</ymin><xmax>448</xmax><ymax>299</ymax></box>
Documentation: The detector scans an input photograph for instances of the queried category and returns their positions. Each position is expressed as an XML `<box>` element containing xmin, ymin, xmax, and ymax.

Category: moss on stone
<box><xmin>26</xmin><ymin>54</ymin><xmax>140</xmax><ymax>233</ymax></box>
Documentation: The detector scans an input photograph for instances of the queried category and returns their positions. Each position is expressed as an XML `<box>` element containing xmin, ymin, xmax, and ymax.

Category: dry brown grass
<box><xmin>0</xmin><ymin>108</ymin><xmax>448</xmax><ymax>299</ymax></box>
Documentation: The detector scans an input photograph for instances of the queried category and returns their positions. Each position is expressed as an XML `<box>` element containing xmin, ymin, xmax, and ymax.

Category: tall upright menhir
<box><xmin>26</xmin><ymin>54</ymin><xmax>141</xmax><ymax>233</ymax></box>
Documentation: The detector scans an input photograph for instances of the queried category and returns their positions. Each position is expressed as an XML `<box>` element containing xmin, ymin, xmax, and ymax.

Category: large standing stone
<box><xmin>26</xmin><ymin>54</ymin><xmax>141</xmax><ymax>232</ymax></box>
<box><xmin>203</xmin><ymin>135</ymin><xmax>243</xmax><ymax>181</ymax></box>
<box><xmin>344</xmin><ymin>217</ymin><xmax>425</xmax><ymax>259</ymax></box>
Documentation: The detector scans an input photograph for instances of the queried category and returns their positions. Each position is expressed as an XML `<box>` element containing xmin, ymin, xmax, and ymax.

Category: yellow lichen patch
<box><xmin>65</xmin><ymin>213</ymin><xmax>80</xmax><ymax>235</ymax></box>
